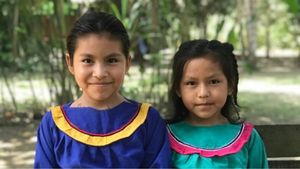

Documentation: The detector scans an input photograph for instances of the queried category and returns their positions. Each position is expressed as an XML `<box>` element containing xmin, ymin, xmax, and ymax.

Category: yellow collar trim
<box><xmin>51</xmin><ymin>103</ymin><xmax>150</xmax><ymax>146</ymax></box>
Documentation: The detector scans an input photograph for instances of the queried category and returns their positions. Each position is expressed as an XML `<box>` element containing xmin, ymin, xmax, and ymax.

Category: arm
<box><xmin>141</xmin><ymin>107</ymin><xmax>172</xmax><ymax>168</ymax></box>
<box><xmin>247</xmin><ymin>128</ymin><xmax>269</xmax><ymax>168</ymax></box>
<box><xmin>34</xmin><ymin>112</ymin><xmax>59</xmax><ymax>168</ymax></box>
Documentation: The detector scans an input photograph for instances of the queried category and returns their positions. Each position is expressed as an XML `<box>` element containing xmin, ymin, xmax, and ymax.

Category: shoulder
<box><xmin>37</xmin><ymin>107</ymin><xmax>59</xmax><ymax>135</ymax></box>
<box><xmin>40</xmin><ymin>108</ymin><xmax>54</xmax><ymax>123</ymax></box>
<box><xmin>142</xmin><ymin>104</ymin><xmax>165</xmax><ymax>125</ymax></box>
<box><xmin>248</xmin><ymin>125</ymin><xmax>264</xmax><ymax>143</ymax></box>
<box><xmin>241</xmin><ymin>122</ymin><xmax>266</xmax><ymax>150</ymax></box>
<box><xmin>129</xmin><ymin>99</ymin><xmax>163</xmax><ymax>120</ymax></box>
<box><xmin>134</xmin><ymin>102</ymin><xmax>166</xmax><ymax>128</ymax></box>
<box><xmin>38</xmin><ymin>104</ymin><xmax>69</xmax><ymax>129</ymax></box>
<box><xmin>147</xmin><ymin>105</ymin><xmax>163</xmax><ymax>118</ymax></box>
<box><xmin>242</xmin><ymin>122</ymin><xmax>261</xmax><ymax>140</ymax></box>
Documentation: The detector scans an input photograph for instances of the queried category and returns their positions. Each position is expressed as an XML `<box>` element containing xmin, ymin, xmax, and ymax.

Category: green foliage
<box><xmin>227</xmin><ymin>26</ymin><xmax>239</xmax><ymax>45</ymax></box>
<box><xmin>284</xmin><ymin>0</ymin><xmax>300</xmax><ymax>13</ymax></box>
<box><xmin>34</xmin><ymin>1</ymin><xmax>54</xmax><ymax>15</ymax></box>
<box><xmin>32</xmin><ymin>0</ymin><xmax>78</xmax><ymax>15</ymax></box>
<box><xmin>108</xmin><ymin>0</ymin><xmax>155</xmax><ymax>57</ymax></box>
<box><xmin>281</xmin><ymin>0</ymin><xmax>300</xmax><ymax>52</ymax></box>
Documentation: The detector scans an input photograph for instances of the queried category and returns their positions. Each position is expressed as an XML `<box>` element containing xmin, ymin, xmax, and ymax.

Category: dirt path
<box><xmin>0</xmin><ymin>122</ymin><xmax>38</xmax><ymax>168</ymax></box>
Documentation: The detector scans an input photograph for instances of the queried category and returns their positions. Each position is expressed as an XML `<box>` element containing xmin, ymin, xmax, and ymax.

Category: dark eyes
<box><xmin>186</xmin><ymin>81</ymin><xmax>196</xmax><ymax>85</ymax></box>
<box><xmin>185</xmin><ymin>79</ymin><xmax>221</xmax><ymax>85</ymax></box>
<box><xmin>107</xmin><ymin>58</ymin><xmax>118</xmax><ymax>63</ymax></box>
<box><xmin>210</xmin><ymin>79</ymin><xmax>220</xmax><ymax>84</ymax></box>
<box><xmin>82</xmin><ymin>58</ymin><xmax>93</xmax><ymax>63</ymax></box>
<box><xmin>81</xmin><ymin>58</ymin><xmax>119</xmax><ymax>64</ymax></box>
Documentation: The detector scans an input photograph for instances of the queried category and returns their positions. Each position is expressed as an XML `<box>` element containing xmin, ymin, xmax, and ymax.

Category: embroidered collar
<box><xmin>51</xmin><ymin>103</ymin><xmax>150</xmax><ymax>146</ymax></box>
<box><xmin>167</xmin><ymin>123</ymin><xmax>253</xmax><ymax>157</ymax></box>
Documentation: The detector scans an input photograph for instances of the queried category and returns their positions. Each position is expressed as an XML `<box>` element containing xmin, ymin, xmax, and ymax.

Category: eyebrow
<box><xmin>105</xmin><ymin>53</ymin><xmax>124</xmax><ymax>58</ymax></box>
<box><xmin>184</xmin><ymin>72</ymin><xmax>224</xmax><ymax>80</ymax></box>
<box><xmin>206</xmin><ymin>72</ymin><xmax>224</xmax><ymax>78</ymax></box>
<box><xmin>78</xmin><ymin>52</ymin><xmax>124</xmax><ymax>58</ymax></box>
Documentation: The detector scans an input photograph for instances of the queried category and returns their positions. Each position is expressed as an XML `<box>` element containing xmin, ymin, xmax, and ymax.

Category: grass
<box><xmin>238</xmin><ymin>69</ymin><xmax>300</xmax><ymax>124</ymax></box>
<box><xmin>238</xmin><ymin>92</ymin><xmax>300</xmax><ymax>125</ymax></box>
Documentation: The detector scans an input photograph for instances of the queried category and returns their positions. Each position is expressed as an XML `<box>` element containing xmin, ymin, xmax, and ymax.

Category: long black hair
<box><xmin>168</xmin><ymin>39</ymin><xmax>242</xmax><ymax>124</ymax></box>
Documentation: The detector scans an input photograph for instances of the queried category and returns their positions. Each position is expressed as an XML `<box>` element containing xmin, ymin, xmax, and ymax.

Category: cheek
<box><xmin>74</xmin><ymin>69</ymin><xmax>86</xmax><ymax>77</ymax></box>
<box><xmin>179</xmin><ymin>85</ymin><xmax>194</xmax><ymax>96</ymax></box>
<box><xmin>215</xmin><ymin>90</ymin><xmax>229</xmax><ymax>105</ymax></box>
<box><xmin>114</xmin><ymin>68</ymin><xmax>126</xmax><ymax>80</ymax></box>
<box><xmin>180</xmin><ymin>92</ymin><xmax>194</xmax><ymax>105</ymax></box>
<box><xmin>73</xmin><ymin>68</ymin><xmax>89</xmax><ymax>83</ymax></box>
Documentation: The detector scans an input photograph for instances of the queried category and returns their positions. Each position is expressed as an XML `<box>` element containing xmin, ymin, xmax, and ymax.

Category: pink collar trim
<box><xmin>168</xmin><ymin>122</ymin><xmax>253</xmax><ymax>157</ymax></box>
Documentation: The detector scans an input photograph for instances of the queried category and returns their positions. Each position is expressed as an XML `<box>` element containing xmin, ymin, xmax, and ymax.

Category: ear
<box><xmin>125</xmin><ymin>55</ymin><xmax>132</xmax><ymax>74</ymax></box>
<box><xmin>65</xmin><ymin>53</ymin><xmax>74</xmax><ymax>75</ymax></box>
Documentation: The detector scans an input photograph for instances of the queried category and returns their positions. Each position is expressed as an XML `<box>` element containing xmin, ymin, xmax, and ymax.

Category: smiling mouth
<box><xmin>90</xmin><ymin>82</ymin><xmax>112</xmax><ymax>85</ymax></box>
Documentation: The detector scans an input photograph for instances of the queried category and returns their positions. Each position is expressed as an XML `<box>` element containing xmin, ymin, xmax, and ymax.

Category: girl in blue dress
<box><xmin>167</xmin><ymin>39</ymin><xmax>268</xmax><ymax>168</ymax></box>
<box><xmin>34</xmin><ymin>11</ymin><xmax>171</xmax><ymax>168</ymax></box>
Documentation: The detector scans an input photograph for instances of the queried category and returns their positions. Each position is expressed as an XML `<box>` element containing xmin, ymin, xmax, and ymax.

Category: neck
<box><xmin>185</xmin><ymin>115</ymin><xmax>228</xmax><ymax>126</ymax></box>
<box><xmin>71</xmin><ymin>94</ymin><xmax>125</xmax><ymax>110</ymax></box>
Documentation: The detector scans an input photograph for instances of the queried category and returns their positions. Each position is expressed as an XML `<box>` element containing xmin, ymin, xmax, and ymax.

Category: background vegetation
<box><xmin>0</xmin><ymin>0</ymin><xmax>300</xmax><ymax>125</ymax></box>
<box><xmin>0</xmin><ymin>0</ymin><xmax>300</xmax><ymax>168</ymax></box>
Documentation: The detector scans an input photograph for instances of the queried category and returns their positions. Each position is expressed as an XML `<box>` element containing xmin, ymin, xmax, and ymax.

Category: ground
<box><xmin>0</xmin><ymin>122</ymin><xmax>38</xmax><ymax>168</ymax></box>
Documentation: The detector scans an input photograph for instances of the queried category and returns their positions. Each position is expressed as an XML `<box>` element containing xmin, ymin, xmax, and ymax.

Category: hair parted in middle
<box><xmin>66</xmin><ymin>10</ymin><xmax>130</xmax><ymax>64</ymax></box>
<box><xmin>168</xmin><ymin>39</ymin><xmax>242</xmax><ymax>124</ymax></box>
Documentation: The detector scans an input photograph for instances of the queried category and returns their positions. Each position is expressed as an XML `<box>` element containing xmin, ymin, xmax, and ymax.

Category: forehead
<box><xmin>75</xmin><ymin>33</ymin><xmax>123</xmax><ymax>55</ymax></box>
<box><xmin>182</xmin><ymin>57</ymin><xmax>223</xmax><ymax>77</ymax></box>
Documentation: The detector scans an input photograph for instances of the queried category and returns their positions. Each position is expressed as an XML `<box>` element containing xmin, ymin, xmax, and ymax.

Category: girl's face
<box><xmin>66</xmin><ymin>34</ymin><xmax>130</xmax><ymax>109</ymax></box>
<box><xmin>178</xmin><ymin>56</ymin><xmax>229</xmax><ymax>125</ymax></box>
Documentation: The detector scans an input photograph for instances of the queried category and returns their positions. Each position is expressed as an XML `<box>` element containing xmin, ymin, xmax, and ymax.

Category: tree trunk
<box><xmin>150</xmin><ymin>0</ymin><xmax>160</xmax><ymax>53</ymax></box>
<box><xmin>265</xmin><ymin>1</ymin><xmax>271</xmax><ymax>59</ymax></box>
<box><xmin>244</xmin><ymin>0</ymin><xmax>257</xmax><ymax>70</ymax></box>
<box><xmin>239</xmin><ymin>24</ymin><xmax>246</xmax><ymax>59</ymax></box>
<box><xmin>236</xmin><ymin>0</ymin><xmax>246</xmax><ymax>59</ymax></box>
<box><xmin>53</xmin><ymin>0</ymin><xmax>73</xmax><ymax>104</ymax></box>
<box><xmin>265</xmin><ymin>25</ymin><xmax>271</xmax><ymax>58</ymax></box>
<box><xmin>0</xmin><ymin>79</ymin><xmax>5</xmax><ymax>110</ymax></box>
<box><xmin>0</xmin><ymin>68</ymin><xmax>18</xmax><ymax>112</ymax></box>
<box><xmin>12</xmin><ymin>0</ymin><xmax>19</xmax><ymax>59</ymax></box>
<box><xmin>27</xmin><ymin>74</ymin><xmax>38</xmax><ymax>105</ymax></box>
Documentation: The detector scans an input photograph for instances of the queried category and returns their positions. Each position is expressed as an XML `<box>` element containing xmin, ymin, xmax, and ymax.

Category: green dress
<box><xmin>167</xmin><ymin>121</ymin><xmax>269</xmax><ymax>168</ymax></box>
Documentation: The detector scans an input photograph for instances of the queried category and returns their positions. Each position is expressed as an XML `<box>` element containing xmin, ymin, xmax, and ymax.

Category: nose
<box><xmin>92</xmin><ymin>63</ymin><xmax>108</xmax><ymax>79</ymax></box>
<box><xmin>197</xmin><ymin>84</ymin><xmax>210</xmax><ymax>98</ymax></box>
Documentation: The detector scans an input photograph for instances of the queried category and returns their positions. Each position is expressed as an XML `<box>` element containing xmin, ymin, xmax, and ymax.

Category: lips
<box><xmin>194</xmin><ymin>103</ymin><xmax>214</xmax><ymax>111</ymax></box>
<box><xmin>89</xmin><ymin>82</ymin><xmax>112</xmax><ymax>85</ymax></box>
<box><xmin>195</xmin><ymin>103</ymin><xmax>213</xmax><ymax>106</ymax></box>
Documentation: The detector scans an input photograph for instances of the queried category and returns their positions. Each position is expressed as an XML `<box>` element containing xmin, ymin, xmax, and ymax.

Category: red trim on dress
<box><xmin>168</xmin><ymin>123</ymin><xmax>253</xmax><ymax>157</ymax></box>
<box><xmin>60</xmin><ymin>104</ymin><xmax>141</xmax><ymax>136</ymax></box>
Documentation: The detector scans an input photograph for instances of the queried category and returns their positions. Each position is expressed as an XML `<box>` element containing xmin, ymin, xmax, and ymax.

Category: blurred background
<box><xmin>0</xmin><ymin>0</ymin><xmax>300</xmax><ymax>168</ymax></box>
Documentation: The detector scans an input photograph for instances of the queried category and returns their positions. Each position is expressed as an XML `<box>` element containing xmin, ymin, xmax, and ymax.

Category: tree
<box><xmin>284</xmin><ymin>0</ymin><xmax>300</xmax><ymax>64</ymax></box>
<box><xmin>244</xmin><ymin>0</ymin><xmax>258</xmax><ymax>70</ymax></box>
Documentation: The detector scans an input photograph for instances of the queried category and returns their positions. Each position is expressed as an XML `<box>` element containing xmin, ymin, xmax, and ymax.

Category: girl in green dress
<box><xmin>167</xmin><ymin>39</ymin><xmax>268</xmax><ymax>168</ymax></box>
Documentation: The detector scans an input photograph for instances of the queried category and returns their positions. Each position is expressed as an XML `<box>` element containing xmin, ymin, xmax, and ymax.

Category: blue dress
<box><xmin>168</xmin><ymin>121</ymin><xmax>268</xmax><ymax>168</ymax></box>
<box><xmin>34</xmin><ymin>100</ymin><xmax>171</xmax><ymax>168</ymax></box>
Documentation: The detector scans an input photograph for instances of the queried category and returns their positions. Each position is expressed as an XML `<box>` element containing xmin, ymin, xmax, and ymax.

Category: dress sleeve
<box><xmin>247</xmin><ymin>128</ymin><xmax>269</xmax><ymax>168</ymax></box>
<box><xmin>141</xmin><ymin>106</ymin><xmax>172</xmax><ymax>168</ymax></box>
<box><xmin>34</xmin><ymin>112</ymin><xmax>59</xmax><ymax>168</ymax></box>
